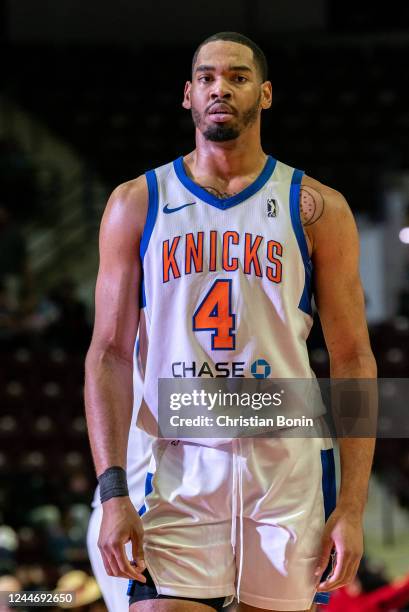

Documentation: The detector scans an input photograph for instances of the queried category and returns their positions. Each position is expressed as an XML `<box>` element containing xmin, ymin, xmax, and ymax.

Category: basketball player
<box><xmin>87</xmin><ymin>338</ymin><xmax>154</xmax><ymax>612</ymax></box>
<box><xmin>84</xmin><ymin>32</ymin><xmax>377</xmax><ymax>612</ymax></box>
<box><xmin>86</xmin><ymin>418</ymin><xmax>153</xmax><ymax>611</ymax></box>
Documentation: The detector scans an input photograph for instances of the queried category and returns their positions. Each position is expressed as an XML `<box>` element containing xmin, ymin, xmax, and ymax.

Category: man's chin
<box><xmin>203</xmin><ymin>125</ymin><xmax>240</xmax><ymax>142</ymax></box>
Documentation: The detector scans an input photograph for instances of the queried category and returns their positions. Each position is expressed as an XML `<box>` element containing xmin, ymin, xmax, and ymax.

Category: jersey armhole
<box><xmin>140</xmin><ymin>169</ymin><xmax>159</xmax><ymax>259</ymax></box>
<box><xmin>139</xmin><ymin>169</ymin><xmax>159</xmax><ymax>307</ymax></box>
<box><xmin>289</xmin><ymin>168</ymin><xmax>313</xmax><ymax>316</ymax></box>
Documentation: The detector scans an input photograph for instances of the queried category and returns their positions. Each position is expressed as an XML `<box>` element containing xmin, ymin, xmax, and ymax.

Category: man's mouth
<box><xmin>208</xmin><ymin>104</ymin><xmax>235</xmax><ymax>122</ymax></box>
<box><xmin>208</xmin><ymin>104</ymin><xmax>234</xmax><ymax>115</ymax></box>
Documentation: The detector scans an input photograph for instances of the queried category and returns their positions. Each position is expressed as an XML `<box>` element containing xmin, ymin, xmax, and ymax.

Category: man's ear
<box><xmin>261</xmin><ymin>81</ymin><xmax>273</xmax><ymax>110</ymax></box>
<box><xmin>182</xmin><ymin>81</ymin><xmax>192</xmax><ymax>109</ymax></box>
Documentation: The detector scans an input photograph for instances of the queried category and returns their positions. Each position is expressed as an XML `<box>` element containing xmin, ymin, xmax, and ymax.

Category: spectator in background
<box><xmin>47</xmin><ymin>279</ymin><xmax>91</xmax><ymax>352</ymax></box>
<box><xmin>54</xmin><ymin>570</ymin><xmax>101</xmax><ymax>610</ymax></box>
<box><xmin>0</xmin><ymin>139</ymin><xmax>39</xmax><ymax>219</ymax></box>
<box><xmin>326</xmin><ymin>557</ymin><xmax>409</xmax><ymax>611</ymax></box>
<box><xmin>0</xmin><ymin>575</ymin><xmax>22</xmax><ymax>612</ymax></box>
<box><xmin>20</xmin><ymin>289</ymin><xmax>60</xmax><ymax>348</ymax></box>
<box><xmin>398</xmin><ymin>284</ymin><xmax>409</xmax><ymax>318</ymax></box>
<box><xmin>0</xmin><ymin>526</ymin><xmax>18</xmax><ymax>575</ymax></box>
<box><xmin>0</xmin><ymin>281</ymin><xmax>19</xmax><ymax>348</ymax></box>
<box><xmin>0</xmin><ymin>204</ymin><xmax>32</xmax><ymax>312</ymax></box>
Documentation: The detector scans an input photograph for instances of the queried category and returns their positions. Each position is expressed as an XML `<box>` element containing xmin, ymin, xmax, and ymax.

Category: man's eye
<box><xmin>235</xmin><ymin>75</ymin><xmax>247</xmax><ymax>82</ymax></box>
<box><xmin>198</xmin><ymin>75</ymin><xmax>211</xmax><ymax>82</ymax></box>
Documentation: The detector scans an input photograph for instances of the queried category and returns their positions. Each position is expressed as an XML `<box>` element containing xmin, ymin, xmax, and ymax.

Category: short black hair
<box><xmin>192</xmin><ymin>32</ymin><xmax>268</xmax><ymax>82</ymax></box>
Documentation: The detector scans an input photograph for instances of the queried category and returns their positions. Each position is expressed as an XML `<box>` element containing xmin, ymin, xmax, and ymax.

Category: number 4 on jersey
<box><xmin>193</xmin><ymin>279</ymin><xmax>236</xmax><ymax>350</ymax></box>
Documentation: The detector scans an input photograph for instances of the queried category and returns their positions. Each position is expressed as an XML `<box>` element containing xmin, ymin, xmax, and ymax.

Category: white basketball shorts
<box><xmin>141</xmin><ymin>417</ymin><xmax>336</xmax><ymax>611</ymax></box>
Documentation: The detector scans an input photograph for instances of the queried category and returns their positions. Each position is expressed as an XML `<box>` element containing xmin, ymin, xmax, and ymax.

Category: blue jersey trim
<box><xmin>320</xmin><ymin>448</ymin><xmax>336</xmax><ymax>521</ymax></box>
<box><xmin>139</xmin><ymin>280</ymin><xmax>146</xmax><ymax>308</ymax></box>
<box><xmin>314</xmin><ymin>592</ymin><xmax>331</xmax><ymax>605</ymax></box>
<box><xmin>140</xmin><ymin>169</ymin><xmax>159</xmax><ymax>259</ymax></box>
<box><xmin>313</xmin><ymin>448</ymin><xmax>337</xmax><ymax>606</ymax></box>
<box><xmin>139</xmin><ymin>170</ymin><xmax>159</xmax><ymax>308</ymax></box>
<box><xmin>127</xmin><ymin>580</ymin><xmax>134</xmax><ymax>597</ymax></box>
<box><xmin>289</xmin><ymin>168</ymin><xmax>313</xmax><ymax>316</ymax></box>
<box><xmin>173</xmin><ymin>155</ymin><xmax>277</xmax><ymax>209</ymax></box>
<box><xmin>137</xmin><ymin>471</ymin><xmax>154</xmax><ymax>516</ymax></box>
<box><xmin>144</xmin><ymin>471</ymin><xmax>154</xmax><ymax>497</ymax></box>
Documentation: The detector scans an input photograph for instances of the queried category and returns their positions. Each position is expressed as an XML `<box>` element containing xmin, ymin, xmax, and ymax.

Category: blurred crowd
<box><xmin>0</xmin><ymin>207</ymin><xmax>91</xmax><ymax>355</ymax></box>
<box><xmin>1</xmin><ymin>32</ymin><xmax>409</xmax><ymax>608</ymax></box>
<box><xmin>0</xmin><ymin>138</ymin><xmax>97</xmax><ymax>609</ymax></box>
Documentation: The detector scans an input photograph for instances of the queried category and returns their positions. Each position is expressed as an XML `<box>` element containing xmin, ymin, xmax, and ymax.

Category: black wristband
<box><xmin>98</xmin><ymin>466</ymin><xmax>129</xmax><ymax>504</ymax></box>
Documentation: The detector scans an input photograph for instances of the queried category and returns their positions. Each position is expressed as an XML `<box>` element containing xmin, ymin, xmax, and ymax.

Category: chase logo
<box><xmin>251</xmin><ymin>359</ymin><xmax>271</xmax><ymax>379</ymax></box>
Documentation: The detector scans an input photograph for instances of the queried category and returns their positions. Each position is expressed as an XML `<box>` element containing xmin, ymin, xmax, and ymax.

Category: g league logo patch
<box><xmin>267</xmin><ymin>198</ymin><xmax>278</xmax><ymax>217</ymax></box>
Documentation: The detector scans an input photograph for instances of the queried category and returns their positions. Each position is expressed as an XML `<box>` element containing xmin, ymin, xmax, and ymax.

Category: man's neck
<box><xmin>185</xmin><ymin>138</ymin><xmax>267</xmax><ymax>184</ymax></box>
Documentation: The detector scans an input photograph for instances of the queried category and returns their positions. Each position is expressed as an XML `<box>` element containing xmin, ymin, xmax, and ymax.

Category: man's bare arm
<box><xmin>85</xmin><ymin>176</ymin><xmax>147</xmax><ymax>473</ymax></box>
<box><xmin>302</xmin><ymin>177</ymin><xmax>377</xmax><ymax>591</ymax></box>
<box><xmin>84</xmin><ymin>175</ymin><xmax>148</xmax><ymax>580</ymax></box>
<box><xmin>304</xmin><ymin>178</ymin><xmax>377</xmax><ymax>507</ymax></box>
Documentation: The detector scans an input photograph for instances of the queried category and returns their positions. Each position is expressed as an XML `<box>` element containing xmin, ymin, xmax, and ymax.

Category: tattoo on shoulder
<box><xmin>299</xmin><ymin>185</ymin><xmax>325</xmax><ymax>226</ymax></box>
<box><xmin>203</xmin><ymin>186</ymin><xmax>238</xmax><ymax>199</ymax></box>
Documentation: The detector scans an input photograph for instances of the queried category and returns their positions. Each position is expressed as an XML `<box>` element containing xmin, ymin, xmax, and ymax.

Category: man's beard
<box><xmin>191</xmin><ymin>93</ymin><xmax>261</xmax><ymax>142</ymax></box>
<box><xmin>202</xmin><ymin>123</ymin><xmax>240</xmax><ymax>142</ymax></box>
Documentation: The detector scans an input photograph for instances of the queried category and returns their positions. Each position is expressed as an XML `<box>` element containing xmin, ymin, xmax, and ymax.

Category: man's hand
<box><xmin>315</xmin><ymin>505</ymin><xmax>364</xmax><ymax>592</ymax></box>
<box><xmin>98</xmin><ymin>496</ymin><xmax>147</xmax><ymax>582</ymax></box>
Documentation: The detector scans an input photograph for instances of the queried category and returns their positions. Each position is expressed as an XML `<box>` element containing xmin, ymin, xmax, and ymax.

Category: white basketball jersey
<box><xmin>135</xmin><ymin>154</ymin><xmax>325</xmax><ymax>442</ymax></box>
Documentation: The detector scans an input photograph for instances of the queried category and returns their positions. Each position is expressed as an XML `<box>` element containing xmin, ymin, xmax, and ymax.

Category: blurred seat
<box><xmin>32</xmin><ymin>415</ymin><xmax>57</xmax><ymax>439</ymax></box>
<box><xmin>0</xmin><ymin>414</ymin><xmax>20</xmax><ymax>441</ymax></box>
<box><xmin>378</xmin><ymin>346</ymin><xmax>409</xmax><ymax>377</ymax></box>
<box><xmin>0</xmin><ymin>451</ymin><xmax>10</xmax><ymax>472</ymax></box>
<box><xmin>62</xmin><ymin>450</ymin><xmax>87</xmax><ymax>472</ymax></box>
<box><xmin>20</xmin><ymin>450</ymin><xmax>47</xmax><ymax>472</ymax></box>
<box><xmin>1</xmin><ymin>380</ymin><xmax>28</xmax><ymax>413</ymax></box>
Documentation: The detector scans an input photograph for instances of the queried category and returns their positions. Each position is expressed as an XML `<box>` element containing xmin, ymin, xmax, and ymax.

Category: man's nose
<box><xmin>210</xmin><ymin>79</ymin><xmax>232</xmax><ymax>99</ymax></box>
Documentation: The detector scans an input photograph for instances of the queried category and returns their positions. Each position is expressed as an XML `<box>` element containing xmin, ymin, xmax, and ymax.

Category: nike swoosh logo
<box><xmin>163</xmin><ymin>202</ymin><xmax>196</xmax><ymax>214</ymax></box>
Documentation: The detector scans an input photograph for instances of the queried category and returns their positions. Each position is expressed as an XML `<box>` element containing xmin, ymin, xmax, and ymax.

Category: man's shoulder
<box><xmin>301</xmin><ymin>173</ymin><xmax>351</xmax><ymax>221</ymax></box>
<box><xmin>300</xmin><ymin>174</ymin><xmax>357</xmax><ymax>255</ymax></box>
<box><xmin>302</xmin><ymin>174</ymin><xmax>345</xmax><ymax>204</ymax></box>
<box><xmin>110</xmin><ymin>174</ymin><xmax>148</xmax><ymax>206</ymax></box>
<box><xmin>101</xmin><ymin>175</ymin><xmax>149</xmax><ymax>236</ymax></box>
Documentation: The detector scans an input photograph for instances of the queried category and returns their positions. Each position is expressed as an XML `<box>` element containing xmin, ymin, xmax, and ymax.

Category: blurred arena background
<box><xmin>1</xmin><ymin>0</ymin><xmax>409</xmax><ymax>610</ymax></box>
